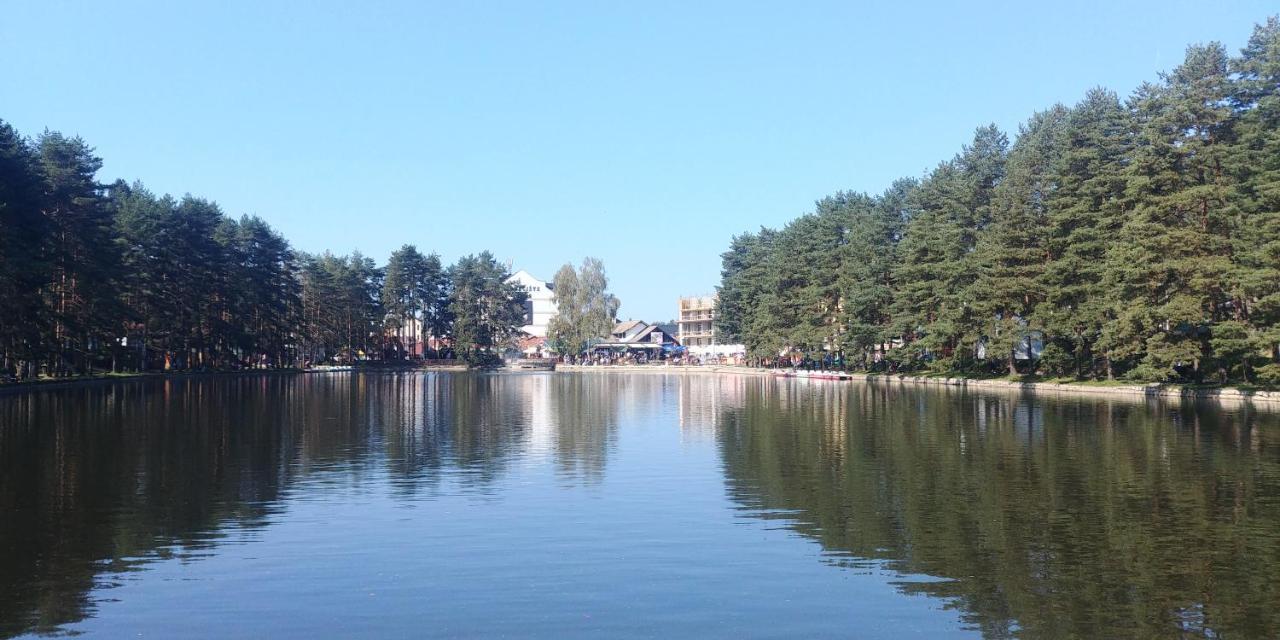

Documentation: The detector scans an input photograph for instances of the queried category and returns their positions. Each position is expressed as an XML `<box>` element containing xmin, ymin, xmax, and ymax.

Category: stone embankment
<box><xmin>558</xmin><ymin>364</ymin><xmax>1280</xmax><ymax>406</ymax></box>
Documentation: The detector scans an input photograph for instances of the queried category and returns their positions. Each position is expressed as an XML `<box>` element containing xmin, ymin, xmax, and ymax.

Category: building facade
<box><xmin>678</xmin><ymin>294</ymin><xmax>746</xmax><ymax>362</ymax></box>
<box><xmin>677</xmin><ymin>295</ymin><xmax>717</xmax><ymax>347</ymax></box>
<box><xmin>506</xmin><ymin>270</ymin><xmax>557</xmax><ymax>338</ymax></box>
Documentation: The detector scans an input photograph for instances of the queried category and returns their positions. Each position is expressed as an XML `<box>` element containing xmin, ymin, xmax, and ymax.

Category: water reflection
<box><xmin>714</xmin><ymin>378</ymin><xmax>1280</xmax><ymax>638</ymax></box>
<box><xmin>0</xmin><ymin>372</ymin><xmax>627</xmax><ymax>637</ymax></box>
<box><xmin>1</xmin><ymin>373</ymin><xmax>1278</xmax><ymax>638</ymax></box>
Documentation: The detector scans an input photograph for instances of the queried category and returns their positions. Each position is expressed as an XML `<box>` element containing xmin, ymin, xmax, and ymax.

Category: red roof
<box><xmin>518</xmin><ymin>335</ymin><xmax>547</xmax><ymax>350</ymax></box>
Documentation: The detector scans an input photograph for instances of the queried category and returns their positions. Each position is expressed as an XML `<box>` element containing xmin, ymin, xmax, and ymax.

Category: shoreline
<box><xmin>5</xmin><ymin>364</ymin><xmax>1278</xmax><ymax>407</ymax></box>
<box><xmin>0</xmin><ymin>363</ymin><xmax>468</xmax><ymax>395</ymax></box>
<box><xmin>0</xmin><ymin>369</ymin><xmax>308</xmax><ymax>395</ymax></box>
<box><xmin>558</xmin><ymin>364</ymin><xmax>1280</xmax><ymax>406</ymax></box>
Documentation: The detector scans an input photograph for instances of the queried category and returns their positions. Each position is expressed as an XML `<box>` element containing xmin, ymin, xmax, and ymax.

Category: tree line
<box><xmin>716</xmin><ymin>17</ymin><xmax>1280</xmax><ymax>385</ymax></box>
<box><xmin>0</xmin><ymin>123</ymin><xmax>529</xmax><ymax>378</ymax></box>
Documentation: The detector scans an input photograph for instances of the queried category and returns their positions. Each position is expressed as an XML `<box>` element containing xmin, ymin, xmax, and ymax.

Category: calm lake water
<box><xmin>2</xmin><ymin>372</ymin><xmax>1279</xmax><ymax>638</ymax></box>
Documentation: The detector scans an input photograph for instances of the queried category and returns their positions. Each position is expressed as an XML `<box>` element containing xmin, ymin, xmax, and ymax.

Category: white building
<box><xmin>677</xmin><ymin>295</ymin><xmax>717</xmax><ymax>347</ymax></box>
<box><xmin>678</xmin><ymin>294</ymin><xmax>745</xmax><ymax>361</ymax></box>
<box><xmin>506</xmin><ymin>270</ymin><xmax>558</xmax><ymax>338</ymax></box>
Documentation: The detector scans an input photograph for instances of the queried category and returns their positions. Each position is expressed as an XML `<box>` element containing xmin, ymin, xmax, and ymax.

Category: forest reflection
<box><xmin>714</xmin><ymin>378</ymin><xmax>1280</xmax><ymax>638</ymax></box>
<box><xmin>3</xmin><ymin>373</ymin><xmax>1279</xmax><ymax>638</ymax></box>
<box><xmin>0</xmin><ymin>372</ymin><xmax>627</xmax><ymax>637</ymax></box>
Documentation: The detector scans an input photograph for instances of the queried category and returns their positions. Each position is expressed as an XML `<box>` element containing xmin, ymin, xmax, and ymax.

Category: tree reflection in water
<box><xmin>2</xmin><ymin>373</ymin><xmax>1278</xmax><ymax>638</ymax></box>
<box><xmin>0</xmin><ymin>372</ymin><xmax>625</xmax><ymax>638</ymax></box>
<box><xmin>715</xmin><ymin>378</ymin><xmax>1280</xmax><ymax>638</ymax></box>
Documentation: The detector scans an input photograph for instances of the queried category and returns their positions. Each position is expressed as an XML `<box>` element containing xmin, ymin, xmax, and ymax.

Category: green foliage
<box><xmin>1036</xmin><ymin>342</ymin><xmax>1074</xmax><ymax>377</ymax></box>
<box><xmin>891</xmin><ymin>126</ymin><xmax>1009</xmax><ymax>368</ymax></box>
<box><xmin>1038</xmin><ymin>87</ymin><xmax>1132</xmax><ymax>378</ymax></box>
<box><xmin>718</xmin><ymin>383</ymin><xmax>1280</xmax><ymax>637</ymax></box>
<box><xmin>382</xmin><ymin>245</ymin><xmax>447</xmax><ymax>359</ymax></box>
<box><xmin>1208</xmin><ymin>320</ymin><xmax>1256</xmax><ymax>381</ymax></box>
<box><xmin>974</xmin><ymin>108</ymin><xmax>1066</xmax><ymax>374</ymax></box>
<box><xmin>714</xmin><ymin>229</ymin><xmax>776</xmax><ymax>354</ymax></box>
<box><xmin>0</xmin><ymin>115</ymin><xmax>531</xmax><ymax>376</ymax></box>
<box><xmin>547</xmin><ymin>257</ymin><xmax>620</xmax><ymax>357</ymax></box>
<box><xmin>838</xmin><ymin>187</ymin><xmax>906</xmax><ymax>363</ymax></box>
<box><xmin>447</xmin><ymin>252</ymin><xmax>527</xmax><ymax>365</ymax></box>
<box><xmin>716</xmin><ymin>18</ymin><xmax>1280</xmax><ymax>385</ymax></box>
<box><xmin>0</xmin><ymin>121</ymin><xmax>48</xmax><ymax>371</ymax></box>
<box><xmin>1257</xmin><ymin>363</ymin><xmax>1280</xmax><ymax>386</ymax></box>
<box><xmin>299</xmin><ymin>251</ymin><xmax>383</xmax><ymax>364</ymax></box>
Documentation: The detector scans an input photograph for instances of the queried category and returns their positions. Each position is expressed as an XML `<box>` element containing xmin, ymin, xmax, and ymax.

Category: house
<box><xmin>518</xmin><ymin>335</ymin><xmax>551</xmax><ymax>358</ymax></box>
<box><xmin>610</xmin><ymin>320</ymin><xmax>648</xmax><ymax>342</ymax></box>
<box><xmin>589</xmin><ymin>320</ymin><xmax>682</xmax><ymax>358</ymax></box>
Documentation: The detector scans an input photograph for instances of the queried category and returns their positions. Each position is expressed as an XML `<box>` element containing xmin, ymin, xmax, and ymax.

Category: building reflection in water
<box><xmin>2</xmin><ymin>373</ymin><xmax>1279</xmax><ymax>638</ymax></box>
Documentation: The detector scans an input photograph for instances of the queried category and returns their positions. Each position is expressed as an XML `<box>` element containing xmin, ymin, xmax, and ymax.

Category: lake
<box><xmin>2</xmin><ymin>372</ymin><xmax>1279</xmax><ymax>638</ymax></box>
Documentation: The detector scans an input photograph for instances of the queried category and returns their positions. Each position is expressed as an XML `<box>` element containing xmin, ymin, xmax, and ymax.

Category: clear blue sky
<box><xmin>2</xmin><ymin>1</ymin><xmax>1275</xmax><ymax>321</ymax></box>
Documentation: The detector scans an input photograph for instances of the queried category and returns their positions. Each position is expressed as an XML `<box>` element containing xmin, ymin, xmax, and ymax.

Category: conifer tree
<box><xmin>35</xmin><ymin>131</ymin><xmax>120</xmax><ymax>375</ymax></box>
<box><xmin>0</xmin><ymin>121</ymin><xmax>48</xmax><ymax>377</ymax></box>
<box><xmin>1039</xmin><ymin>88</ymin><xmax>1133</xmax><ymax>378</ymax></box>
<box><xmin>973</xmin><ymin>107</ymin><xmax>1068</xmax><ymax>375</ymax></box>
<box><xmin>892</xmin><ymin>126</ymin><xmax>1007</xmax><ymax>369</ymax></box>
<box><xmin>1229</xmin><ymin>17</ymin><xmax>1280</xmax><ymax>380</ymax></box>
<box><xmin>1113</xmin><ymin>44</ymin><xmax>1237</xmax><ymax>381</ymax></box>
<box><xmin>383</xmin><ymin>245</ymin><xmax>430</xmax><ymax>359</ymax></box>
<box><xmin>837</xmin><ymin>185</ymin><xmax>907</xmax><ymax>366</ymax></box>
<box><xmin>715</xmin><ymin>229</ymin><xmax>775</xmax><ymax>349</ymax></box>
<box><xmin>447</xmin><ymin>252</ymin><xmax>527</xmax><ymax>366</ymax></box>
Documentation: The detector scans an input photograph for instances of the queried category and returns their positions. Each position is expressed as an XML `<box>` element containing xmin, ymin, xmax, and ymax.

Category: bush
<box><xmin>1036</xmin><ymin>343</ymin><xmax>1074</xmax><ymax>378</ymax></box>
<box><xmin>461</xmin><ymin>350</ymin><xmax>503</xmax><ymax>368</ymax></box>
<box><xmin>1125</xmin><ymin>362</ymin><xmax>1176</xmax><ymax>383</ymax></box>
<box><xmin>1256</xmin><ymin>363</ymin><xmax>1280</xmax><ymax>387</ymax></box>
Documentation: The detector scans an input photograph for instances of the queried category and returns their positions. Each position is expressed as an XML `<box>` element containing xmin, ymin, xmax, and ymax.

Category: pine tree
<box><xmin>112</xmin><ymin>181</ymin><xmax>179</xmax><ymax>370</ymax></box>
<box><xmin>890</xmin><ymin>162</ymin><xmax>968</xmax><ymax>363</ymax></box>
<box><xmin>1113</xmin><ymin>44</ymin><xmax>1237</xmax><ymax>381</ymax></box>
<box><xmin>1039</xmin><ymin>88</ymin><xmax>1133</xmax><ymax>378</ymax></box>
<box><xmin>752</xmin><ymin>206</ymin><xmax>845</xmax><ymax>361</ymax></box>
<box><xmin>973</xmin><ymin>107</ymin><xmax>1068</xmax><ymax>375</ymax></box>
<box><xmin>447</xmin><ymin>252</ymin><xmax>527</xmax><ymax>366</ymax></box>
<box><xmin>383</xmin><ymin>245</ymin><xmax>429</xmax><ymax>359</ymax></box>
<box><xmin>35</xmin><ymin>131</ymin><xmax>121</xmax><ymax>375</ymax></box>
<box><xmin>837</xmin><ymin>185</ymin><xmax>907</xmax><ymax>367</ymax></box>
<box><xmin>1229</xmin><ymin>17</ymin><xmax>1280</xmax><ymax>380</ymax></box>
<box><xmin>224</xmin><ymin>215</ymin><xmax>299</xmax><ymax>367</ymax></box>
<box><xmin>892</xmin><ymin>126</ymin><xmax>1007</xmax><ymax>370</ymax></box>
<box><xmin>715</xmin><ymin>229</ymin><xmax>775</xmax><ymax>353</ymax></box>
<box><xmin>0</xmin><ymin>120</ymin><xmax>48</xmax><ymax>378</ymax></box>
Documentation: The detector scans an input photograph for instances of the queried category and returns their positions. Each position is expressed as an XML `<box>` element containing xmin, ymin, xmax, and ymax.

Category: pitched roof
<box><xmin>612</xmin><ymin>319</ymin><xmax>646</xmax><ymax>335</ymax></box>
<box><xmin>518</xmin><ymin>335</ymin><xmax>547</xmax><ymax>350</ymax></box>
<box><xmin>632</xmin><ymin>325</ymin><xmax>660</xmax><ymax>342</ymax></box>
